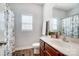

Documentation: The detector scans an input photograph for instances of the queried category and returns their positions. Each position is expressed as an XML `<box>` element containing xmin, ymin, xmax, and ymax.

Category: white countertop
<box><xmin>40</xmin><ymin>36</ymin><xmax>79</xmax><ymax>56</ymax></box>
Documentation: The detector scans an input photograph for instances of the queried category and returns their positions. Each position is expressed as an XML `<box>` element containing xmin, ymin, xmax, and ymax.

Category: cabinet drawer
<box><xmin>45</xmin><ymin>43</ymin><xmax>59</xmax><ymax>56</ymax></box>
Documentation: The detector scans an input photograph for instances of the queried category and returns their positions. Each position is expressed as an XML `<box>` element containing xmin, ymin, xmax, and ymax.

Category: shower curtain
<box><xmin>0</xmin><ymin>3</ymin><xmax>15</xmax><ymax>56</ymax></box>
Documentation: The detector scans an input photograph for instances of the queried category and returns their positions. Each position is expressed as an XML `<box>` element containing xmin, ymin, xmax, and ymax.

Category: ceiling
<box><xmin>53</xmin><ymin>3</ymin><xmax>79</xmax><ymax>11</ymax></box>
<box><xmin>32</xmin><ymin>3</ymin><xmax>79</xmax><ymax>11</ymax></box>
<box><xmin>35</xmin><ymin>3</ymin><xmax>44</xmax><ymax>6</ymax></box>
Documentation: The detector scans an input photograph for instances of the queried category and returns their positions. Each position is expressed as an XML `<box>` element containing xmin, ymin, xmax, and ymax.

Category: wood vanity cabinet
<box><xmin>40</xmin><ymin>39</ymin><xmax>65</xmax><ymax>56</ymax></box>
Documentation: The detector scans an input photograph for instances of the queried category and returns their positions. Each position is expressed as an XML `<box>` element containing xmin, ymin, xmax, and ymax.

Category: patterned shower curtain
<box><xmin>0</xmin><ymin>3</ymin><xmax>15</xmax><ymax>56</ymax></box>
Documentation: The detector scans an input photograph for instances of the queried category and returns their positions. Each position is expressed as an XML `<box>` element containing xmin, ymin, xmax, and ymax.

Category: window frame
<box><xmin>21</xmin><ymin>15</ymin><xmax>33</xmax><ymax>31</ymax></box>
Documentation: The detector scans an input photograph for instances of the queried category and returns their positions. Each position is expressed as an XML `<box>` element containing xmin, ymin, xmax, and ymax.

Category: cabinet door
<box><xmin>59</xmin><ymin>53</ymin><xmax>65</xmax><ymax>56</ymax></box>
<box><xmin>40</xmin><ymin>40</ymin><xmax>45</xmax><ymax>56</ymax></box>
<box><xmin>45</xmin><ymin>43</ymin><xmax>59</xmax><ymax>56</ymax></box>
<box><xmin>40</xmin><ymin>49</ymin><xmax>45</xmax><ymax>56</ymax></box>
<box><xmin>40</xmin><ymin>40</ymin><xmax>45</xmax><ymax>48</ymax></box>
<box><xmin>45</xmin><ymin>50</ymin><xmax>51</xmax><ymax>56</ymax></box>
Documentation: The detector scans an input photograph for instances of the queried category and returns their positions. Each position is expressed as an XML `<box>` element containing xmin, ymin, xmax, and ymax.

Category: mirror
<box><xmin>48</xmin><ymin>3</ymin><xmax>79</xmax><ymax>39</ymax></box>
<box><xmin>49</xmin><ymin>18</ymin><xmax>58</xmax><ymax>32</ymax></box>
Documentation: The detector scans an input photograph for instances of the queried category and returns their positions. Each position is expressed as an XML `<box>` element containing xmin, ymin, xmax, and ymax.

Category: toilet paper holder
<box><xmin>0</xmin><ymin>41</ymin><xmax>7</xmax><ymax>46</ymax></box>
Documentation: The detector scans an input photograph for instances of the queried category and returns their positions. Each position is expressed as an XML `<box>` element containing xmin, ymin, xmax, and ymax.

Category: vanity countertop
<box><xmin>40</xmin><ymin>36</ymin><xmax>79</xmax><ymax>56</ymax></box>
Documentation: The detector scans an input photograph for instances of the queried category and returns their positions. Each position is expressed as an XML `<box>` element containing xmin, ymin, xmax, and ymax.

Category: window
<box><xmin>22</xmin><ymin>15</ymin><xmax>32</xmax><ymax>31</ymax></box>
<box><xmin>52</xmin><ymin>18</ymin><xmax>57</xmax><ymax>30</ymax></box>
<box><xmin>49</xmin><ymin>18</ymin><xmax>58</xmax><ymax>32</ymax></box>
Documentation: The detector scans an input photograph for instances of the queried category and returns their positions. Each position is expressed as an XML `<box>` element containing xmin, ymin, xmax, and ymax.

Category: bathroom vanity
<box><xmin>40</xmin><ymin>39</ymin><xmax>65</xmax><ymax>56</ymax></box>
<box><xmin>40</xmin><ymin>36</ymin><xmax>79</xmax><ymax>56</ymax></box>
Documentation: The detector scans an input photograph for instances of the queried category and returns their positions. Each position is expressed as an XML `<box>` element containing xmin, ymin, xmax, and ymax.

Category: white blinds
<box><xmin>22</xmin><ymin>15</ymin><xmax>32</xmax><ymax>31</ymax></box>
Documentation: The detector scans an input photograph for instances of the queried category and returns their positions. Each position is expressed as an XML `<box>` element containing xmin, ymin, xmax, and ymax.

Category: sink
<box><xmin>50</xmin><ymin>38</ymin><xmax>78</xmax><ymax>49</ymax></box>
<box><xmin>62</xmin><ymin>39</ymin><xmax>70</xmax><ymax>43</ymax></box>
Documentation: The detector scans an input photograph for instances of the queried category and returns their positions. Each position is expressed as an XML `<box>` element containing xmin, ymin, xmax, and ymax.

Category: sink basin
<box><xmin>50</xmin><ymin>38</ymin><xmax>79</xmax><ymax>49</ymax></box>
<box><xmin>50</xmin><ymin>39</ymin><xmax>69</xmax><ymax>47</ymax></box>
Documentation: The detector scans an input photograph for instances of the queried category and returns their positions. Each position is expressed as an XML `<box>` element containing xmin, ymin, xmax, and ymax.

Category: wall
<box><xmin>67</xmin><ymin>6</ymin><xmax>79</xmax><ymax>16</ymax></box>
<box><xmin>53</xmin><ymin>8</ymin><xmax>67</xmax><ymax>19</ymax></box>
<box><xmin>42</xmin><ymin>3</ymin><xmax>54</xmax><ymax>35</ymax></box>
<box><xmin>8</xmin><ymin>3</ymin><xmax>43</xmax><ymax>50</ymax></box>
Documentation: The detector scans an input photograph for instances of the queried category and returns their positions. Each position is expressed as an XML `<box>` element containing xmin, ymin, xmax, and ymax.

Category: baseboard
<box><xmin>14</xmin><ymin>46</ymin><xmax>33</xmax><ymax>51</ymax></box>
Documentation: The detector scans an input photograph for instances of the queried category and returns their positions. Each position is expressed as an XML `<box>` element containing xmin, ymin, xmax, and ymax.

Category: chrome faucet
<box><xmin>62</xmin><ymin>36</ymin><xmax>69</xmax><ymax>42</ymax></box>
<box><xmin>63</xmin><ymin>36</ymin><xmax>66</xmax><ymax>41</ymax></box>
